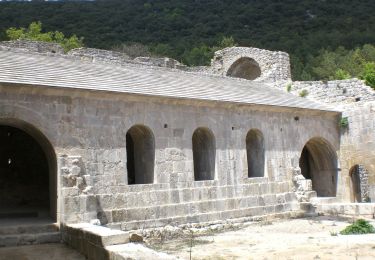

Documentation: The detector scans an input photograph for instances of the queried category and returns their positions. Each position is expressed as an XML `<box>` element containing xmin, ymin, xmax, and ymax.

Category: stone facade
<box><xmin>0</xmin><ymin>40</ymin><xmax>374</xmax><ymax>236</ymax></box>
<box><xmin>0</xmin><ymin>82</ymin><xmax>339</xmax><ymax>228</ymax></box>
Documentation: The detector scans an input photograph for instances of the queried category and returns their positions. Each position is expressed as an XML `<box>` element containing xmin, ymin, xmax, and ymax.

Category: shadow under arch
<box><xmin>226</xmin><ymin>57</ymin><xmax>262</xmax><ymax>80</ymax></box>
<box><xmin>0</xmin><ymin>118</ymin><xmax>57</xmax><ymax>221</ymax></box>
<box><xmin>246</xmin><ymin>129</ymin><xmax>265</xmax><ymax>178</ymax></box>
<box><xmin>126</xmin><ymin>124</ymin><xmax>155</xmax><ymax>185</ymax></box>
<box><xmin>299</xmin><ymin>137</ymin><xmax>338</xmax><ymax>197</ymax></box>
<box><xmin>192</xmin><ymin>127</ymin><xmax>216</xmax><ymax>181</ymax></box>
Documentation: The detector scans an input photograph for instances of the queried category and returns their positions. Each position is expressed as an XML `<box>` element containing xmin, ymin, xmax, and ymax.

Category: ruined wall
<box><xmin>339</xmin><ymin>102</ymin><xmax>375</xmax><ymax>202</ymax></box>
<box><xmin>277</xmin><ymin>79</ymin><xmax>375</xmax><ymax>105</ymax></box>
<box><xmin>210</xmin><ymin>47</ymin><xmax>291</xmax><ymax>82</ymax></box>
<box><xmin>0</xmin><ymin>40</ymin><xmax>64</xmax><ymax>54</ymax></box>
<box><xmin>274</xmin><ymin>78</ymin><xmax>375</xmax><ymax>202</ymax></box>
<box><xmin>0</xmin><ymin>84</ymin><xmax>339</xmax><ymax>227</ymax></box>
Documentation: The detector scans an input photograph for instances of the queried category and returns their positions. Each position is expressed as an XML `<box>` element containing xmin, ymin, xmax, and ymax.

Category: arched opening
<box><xmin>0</xmin><ymin>121</ymin><xmax>56</xmax><ymax>221</ymax></box>
<box><xmin>246</xmin><ymin>129</ymin><xmax>265</xmax><ymax>178</ymax></box>
<box><xmin>192</xmin><ymin>128</ymin><xmax>216</xmax><ymax>181</ymax></box>
<box><xmin>226</xmin><ymin>57</ymin><xmax>262</xmax><ymax>80</ymax></box>
<box><xmin>299</xmin><ymin>137</ymin><xmax>338</xmax><ymax>197</ymax></box>
<box><xmin>349</xmin><ymin>165</ymin><xmax>370</xmax><ymax>203</ymax></box>
<box><xmin>126</xmin><ymin>125</ymin><xmax>155</xmax><ymax>185</ymax></box>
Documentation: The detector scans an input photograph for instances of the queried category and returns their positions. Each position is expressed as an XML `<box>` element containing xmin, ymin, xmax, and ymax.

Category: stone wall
<box><xmin>339</xmin><ymin>102</ymin><xmax>375</xmax><ymax>202</ymax></box>
<box><xmin>210</xmin><ymin>47</ymin><xmax>291</xmax><ymax>82</ymax></box>
<box><xmin>277</xmin><ymin>79</ymin><xmax>375</xmax><ymax>106</ymax></box>
<box><xmin>0</xmin><ymin>83</ymin><xmax>339</xmax><ymax>227</ymax></box>
<box><xmin>0</xmin><ymin>40</ymin><xmax>64</xmax><ymax>54</ymax></box>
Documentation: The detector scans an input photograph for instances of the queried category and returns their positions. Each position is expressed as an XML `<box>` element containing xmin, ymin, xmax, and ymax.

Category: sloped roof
<box><xmin>0</xmin><ymin>49</ymin><xmax>337</xmax><ymax>112</ymax></box>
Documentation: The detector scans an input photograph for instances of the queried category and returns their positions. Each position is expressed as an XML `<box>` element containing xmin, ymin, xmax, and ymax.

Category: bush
<box><xmin>340</xmin><ymin>219</ymin><xmax>375</xmax><ymax>235</ymax></box>
<box><xmin>6</xmin><ymin>21</ymin><xmax>83</xmax><ymax>52</ymax></box>
<box><xmin>361</xmin><ymin>62</ymin><xmax>375</xmax><ymax>89</ymax></box>
<box><xmin>299</xmin><ymin>89</ymin><xmax>308</xmax><ymax>97</ymax></box>
<box><xmin>339</xmin><ymin>117</ymin><xmax>349</xmax><ymax>128</ymax></box>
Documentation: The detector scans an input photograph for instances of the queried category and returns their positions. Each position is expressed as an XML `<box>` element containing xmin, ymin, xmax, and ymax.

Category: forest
<box><xmin>0</xmin><ymin>0</ymin><xmax>374</xmax><ymax>82</ymax></box>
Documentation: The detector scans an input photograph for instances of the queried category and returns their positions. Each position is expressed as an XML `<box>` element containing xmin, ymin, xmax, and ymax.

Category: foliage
<box><xmin>286</xmin><ymin>83</ymin><xmax>292</xmax><ymax>92</ymax></box>
<box><xmin>335</xmin><ymin>69</ymin><xmax>351</xmax><ymax>80</ymax></box>
<box><xmin>0</xmin><ymin>0</ymin><xmax>374</xmax><ymax>79</ymax></box>
<box><xmin>299</xmin><ymin>89</ymin><xmax>308</xmax><ymax>97</ymax></box>
<box><xmin>361</xmin><ymin>62</ymin><xmax>375</xmax><ymax>89</ymax></box>
<box><xmin>340</xmin><ymin>117</ymin><xmax>349</xmax><ymax>128</ymax></box>
<box><xmin>5</xmin><ymin>21</ymin><xmax>83</xmax><ymax>52</ymax></box>
<box><xmin>340</xmin><ymin>219</ymin><xmax>375</xmax><ymax>235</ymax></box>
<box><xmin>306</xmin><ymin>44</ymin><xmax>375</xmax><ymax>86</ymax></box>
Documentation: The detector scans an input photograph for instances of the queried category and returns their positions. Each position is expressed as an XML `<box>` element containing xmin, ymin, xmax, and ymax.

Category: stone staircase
<box><xmin>104</xmin><ymin>179</ymin><xmax>303</xmax><ymax>231</ymax></box>
<box><xmin>0</xmin><ymin>221</ymin><xmax>61</xmax><ymax>247</ymax></box>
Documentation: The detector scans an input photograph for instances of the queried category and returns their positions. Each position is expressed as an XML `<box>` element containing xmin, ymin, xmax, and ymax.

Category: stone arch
<box><xmin>0</xmin><ymin>118</ymin><xmax>57</xmax><ymax>221</ymax></box>
<box><xmin>246</xmin><ymin>129</ymin><xmax>265</xmax><ymax>178</ymax></box>
<box><xmin>226</xmin><ymin>57</ymin><xmax>262</xmax><ymax>80</ymax></box>
<box><xmin>192</xmin><ymin>127</ymin><xmax>216</xmax><ymax>181</ymax></box>
<box><xmin>299</xmin><ymin>137</ymin><xmax>338</xmax><ymax>197</ymax></box>
<box><xmin>126</xmin><ymin>125</ymin><xmax>155</xmax><ymax>185</ymax></box>
<box><xmin>349</xmin><ymin>164</ymin><xmax>370</xmax><ymax>203</ymax></box>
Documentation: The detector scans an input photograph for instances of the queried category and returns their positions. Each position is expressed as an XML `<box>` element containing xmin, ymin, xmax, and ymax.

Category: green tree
<box><xmin>6</xmin><ymin>21</ymin><xmax>83</xmax><ymax>52</ymax></box>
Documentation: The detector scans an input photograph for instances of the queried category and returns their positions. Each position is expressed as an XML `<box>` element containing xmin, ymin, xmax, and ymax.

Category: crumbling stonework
<box><xmin>276</xmin><ymin>79</ymin><xmax>375</xmax><ymax>105</ymax></box>
<box><xmin>211</xmin><ymin>47</ymin><xmax>291</xmax><ymax>82</ymax></box>
<box><xmin>0</xmin><ymin>40</ymin><xmax>64</xmax><ymax>54</ymax></box>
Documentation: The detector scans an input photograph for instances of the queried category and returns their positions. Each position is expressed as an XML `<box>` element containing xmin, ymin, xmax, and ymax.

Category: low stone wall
<box><xmin>276</xmin><ymin>79</ymin><xmax>375</xmax><ymax>106</ymax></box>
<box><xmin>0</xmin><ymin>40</ymin><xmax>64</xmax><ymax>54</ymax></box>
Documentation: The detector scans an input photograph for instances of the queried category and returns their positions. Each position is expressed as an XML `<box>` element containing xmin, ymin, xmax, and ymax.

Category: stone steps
<box><xmin>109</xmin><ymin>200</ymin><xmax>301</xmax><ymax>231</ymax></box>
<box><xmin>0</xmin><ymin>222</ymin><xmax>61</xmax><ymax>247</ymax></box>
<box><xmin>0</xmin><ymin>231</ymin><xmax>61</xmax><ymax>247</ymax></box>
<box><xmin>108</xmin><ymin>191</ymin><xmax>297</xmax><ymax>223</ymax></box>
<box><xmin>94</xmin><ymin>181</ymin><xmax>293</xmax><ymax>211</ymax></box>
<box><xmin>63</xmin><ymin>223</ymin><xmax>130</xmax><ymax>260</ymax></box>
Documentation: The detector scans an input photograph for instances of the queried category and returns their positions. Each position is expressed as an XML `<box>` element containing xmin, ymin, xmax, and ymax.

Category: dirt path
<box><xmin>154</xmin><ymin>216</ymin><xmax>375</xmax><ymax>260</ymax></box>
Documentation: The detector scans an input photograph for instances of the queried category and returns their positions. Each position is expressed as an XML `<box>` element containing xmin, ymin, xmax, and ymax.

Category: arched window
<box><xmin>246</xmin><ymin>129</ymin><xmax>265</xmax><ymax>178</ymax></box>
<box><xmin>226</xmin><ymin>57</ymin><xmax>261</xmax><ymax>80</ymax></box>
<box><xmin>126</xmin><ymin>125</ymin><xmax>155</xmax><ymax>185</ymax></box>
<box><xmin>299</xmin><ymin>137</ymin><xmax>338</xmax><ymax>197</ymax></box>
<box><xmin>192</xmin><ymin>128</ymin><xmax>216</xmax><ymax>181</ymax></box>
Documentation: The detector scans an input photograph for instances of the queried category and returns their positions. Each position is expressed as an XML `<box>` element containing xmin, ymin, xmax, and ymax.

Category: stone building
<box><xmin>0</xmin><ymin>41</ymin><xmax>374</xmax><ymax>254</ymax></box>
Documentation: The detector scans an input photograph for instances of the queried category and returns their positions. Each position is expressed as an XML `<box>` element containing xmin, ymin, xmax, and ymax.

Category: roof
<box><xmin>0</xmin><ymin>49</ymin><xmax>337</xmax><ymax>112</ymax></box>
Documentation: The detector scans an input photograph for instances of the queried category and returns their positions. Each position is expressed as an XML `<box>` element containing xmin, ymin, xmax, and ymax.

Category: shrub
<box><xmin>286</xmin><ymin>83</ymin><xmax>292</xmax><ymax>92</ymax></box>
<box><xmin>340</xmin><ymin>117</ymin><xmax>349</xmax><ymax>128</ymax></box>
<box><xmin>299</xmin><ymin>89</ymin><xmax>308</xmax><ymax>97</ymax></box>
<box><xmin>6</xmin><ymin>21</ymin><xmax>83</xmax><ymax>52</ymax></box>
<box><xmin>361</xmin><ymin>62</ymin><xmax>375</xmax><ymax>89</ymax></box>
<box><xmin>335</xmin><ymin>69</ymin><xmax>351</xmax><ymax>80</ymax></box>
<box><xmin>340</xmin><ymin>219</ymin><xmax>375</xmax><ymax>235</ymax></box>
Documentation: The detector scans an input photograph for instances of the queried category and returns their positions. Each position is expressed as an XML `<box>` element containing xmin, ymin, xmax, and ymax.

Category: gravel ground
<box><xmin>153</xmin><ymin>216</ymin><xmax>375</xmax><ymax>260</ymax></box>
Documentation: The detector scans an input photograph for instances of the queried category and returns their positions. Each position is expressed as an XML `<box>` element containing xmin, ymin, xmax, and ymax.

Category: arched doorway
<box><xmin>126</xmin><ymin>125</ymin><xmax>155</xmax><ymax>185</ymax></box>
<box><xmin>246</xmin><ymin>129</ymin><xmax>265</xmax><ymax>178</ymax></box>
<box><xmin>226</xmin><ymin>57</ymin><xmax>262</xmax><ymax>80</ymax></box>
<box><xmin>299</xmin><ymin>137</ymin><xmax>338</xmax><ymax>197</ymax></box>
<box><xmin>192</xmin><ymin>127</ymin><xmax>216</xmax><ymax>181</ymax></box>
<box><xmin>349</xmin><ymin>165</ymin><xmax>369</xmax><ymax>203</ymax></box>
<box><xmin>0</xmin><ymin>121</ymin><xmax>56</xmax><ymax>220</ymax></box>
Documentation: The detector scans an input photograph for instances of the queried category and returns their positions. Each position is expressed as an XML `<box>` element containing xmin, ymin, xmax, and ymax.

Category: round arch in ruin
<box><xmin>226</xmin><ymin>57</ymin><xmax>262</xmax><ymax>80</ymax></box>
<box><xmin>299</xmin><ymin>137</ymin><xmax>338</xmax><ymax>197</ymax></box>
<box><xmin>0</xmin><ymin>118</ymin><xmax>57</xmax><ymax>221</ymax></box>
